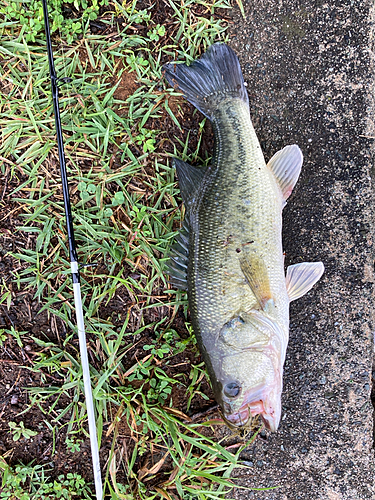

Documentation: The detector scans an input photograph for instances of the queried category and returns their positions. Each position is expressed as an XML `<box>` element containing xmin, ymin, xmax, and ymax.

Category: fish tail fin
<box><xmin>163</xmin><ymin>43</ymin><xmax>248</xmax><ymax>119</ymax></box>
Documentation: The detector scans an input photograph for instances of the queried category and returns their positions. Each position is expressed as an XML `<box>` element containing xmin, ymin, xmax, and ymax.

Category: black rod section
<box><xmin>42</xmin><ymin>0</ymin><xmax>79</xmax><ymax>282</ymax></box>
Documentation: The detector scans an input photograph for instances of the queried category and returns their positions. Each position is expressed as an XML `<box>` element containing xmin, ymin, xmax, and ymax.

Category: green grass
<box><xmin>0</xmin><ymin>456</ymin><xmax>93</xmax><ymax>499</ymax></box>
<box><xmin>0</xmin><ymin>0</ymin><xmax>270</xmax><ymax>498</ymax></box>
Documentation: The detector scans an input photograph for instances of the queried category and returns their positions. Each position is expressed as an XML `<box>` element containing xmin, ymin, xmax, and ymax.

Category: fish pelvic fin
<box><xmin>163</xmin><ymin>43</ymin><xmax>248</xmax><ymax>120</ymax></box>
<box><xmin>286</xmin><ymin>261</ymin><xmax>324</xmax><ymax>301</ymax></box>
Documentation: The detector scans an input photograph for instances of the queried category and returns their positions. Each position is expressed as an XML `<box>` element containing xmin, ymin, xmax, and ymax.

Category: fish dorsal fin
<box><xmin>164</xmin><ymin>219</ymin><xmax>190</xmax><ymax>290</ymax></box>
<box><xmin>174</xmin><ymin>158</ymin><xmax>207</xmax><ymax>208</ymax></box>
<box><xmin>286</xmin><ymin>262</ymin><xmax>324</xmax><ymax>301</ymax></box>
<box><xmin>239</xmin><ymin>251</ymin><xmax>272</xmax><ymax>310</ymax></box>
<box><xmin>267</xmin><ymin>145</ymin><xmax>303</xmax><ymax>200</ymax></box>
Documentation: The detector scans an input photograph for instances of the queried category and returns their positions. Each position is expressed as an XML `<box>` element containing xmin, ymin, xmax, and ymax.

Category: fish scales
<box><xmin>164</xmin><ymin>44</ymin><xmax>324</xmax><ymax>431</ymax></box>
<box><xmin>189</xmin><ymin>99</ymin><xmax>287</xmax><ymax>338</ymax></box>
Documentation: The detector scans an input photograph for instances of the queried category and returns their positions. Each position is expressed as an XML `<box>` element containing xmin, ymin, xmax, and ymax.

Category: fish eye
<box><xmin>223</xmin><ymin>382</ymin><xmax>241</xmax><ymax>398</ymax></box>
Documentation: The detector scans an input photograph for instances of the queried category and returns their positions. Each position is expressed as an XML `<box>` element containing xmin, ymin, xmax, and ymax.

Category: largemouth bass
<box><xmin>163</xmin><ymin>44</ymin><xmax>324</xmax><ymax>432</ymax></box>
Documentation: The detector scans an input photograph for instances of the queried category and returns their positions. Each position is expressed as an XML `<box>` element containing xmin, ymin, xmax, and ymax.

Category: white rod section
<box><xmin>73</xmin><ymin>279</ymin><xmax>103</xmax><ymax>500</ymax></box>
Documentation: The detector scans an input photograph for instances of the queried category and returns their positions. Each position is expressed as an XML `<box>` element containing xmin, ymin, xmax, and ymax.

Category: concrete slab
<box><xmin>228</xmin><ymin>1</ymin><xmax>375</xmax><ymax>498</ymax></box>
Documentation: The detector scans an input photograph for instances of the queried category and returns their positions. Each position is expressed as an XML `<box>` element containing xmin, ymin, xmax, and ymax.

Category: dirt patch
<box><xmin>113</xmin><ymin>70</ymin><xmax>139</xmax><ymax>102</ymax></box>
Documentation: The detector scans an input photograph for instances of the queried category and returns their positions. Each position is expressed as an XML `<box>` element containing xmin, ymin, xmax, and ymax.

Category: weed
<box><xmin>8</xmin><ymin>421</ymin><xmax>38</xmax><ymax>441</ymax></box>
<box><xmin>0</xmin><ymin>278</ymin><xmax>12</xmax><ymax>309</ymax></box>
<box><xmin>65</xmin><ymin>436</ymin><xmax>83</xmax><ymax>453</ymax></box>
<box><xmin>2</xmin><ymin>326</ymin><xmax>29</xmax><ymax>348</ymax></box>
<box><xmin>0</xmin><ymin>0</ymin><xmax>109</xmax><ymax>44</ymax></box>
<box><xmin>148</xmin><ymin>24</ymin><xmax>166</xmax><ymax>42</ymax></box>
<box><xmin>0</xmin><ymin>457</ymin><xmax>92</xmax><ymax>499</ymax></box>
<box><xmin>0</xmin><ymin>329</ymin><xmax>7</xmax><ymax>345</ymax></box>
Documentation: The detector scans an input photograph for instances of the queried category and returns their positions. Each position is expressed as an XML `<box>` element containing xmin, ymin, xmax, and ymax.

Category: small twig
<box><xmin>0</xmin><ymin>304</ymin><xmax>15</xmax><ymax>327</ymax></box>
<box><xmin>183</xmin><ymin>404</ymin><xmax>219</xmax><ymax>423</ymax></box>
<box><xmin>0</xmin><ymin>166</ymin><xmax>9</xmax><ymax>201</ymax></box>
<box><xmin>5</xmin><ymin>369</ymin><xmax>22</xmax><ymax>395</ymax></box>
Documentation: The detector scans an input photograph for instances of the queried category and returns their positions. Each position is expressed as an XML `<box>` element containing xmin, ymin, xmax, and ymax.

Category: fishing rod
<box><xmin>41</xmin><ymin>2</ymin><xmax>103</xmax><ymax>498</ymax></box>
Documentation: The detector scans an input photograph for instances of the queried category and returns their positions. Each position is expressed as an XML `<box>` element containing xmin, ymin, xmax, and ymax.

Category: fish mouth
<box><xmin>224</xmin><ymin>400</ymin><xmax>279</xmax><ymax>432</ymax></box>
<box><xmin>261</xmin><ymin>408</ymin><xmax>279</xmax><ymax>432</ymax></box>
<box><xmin>224</xmin><ymin>405</ymin><xmax>252</xmax><ymax>428</ymax></box>
<box><xmin>223</xmin><ymin>381</ymin><xmax>282</xmax><ymax>432</ymax></box>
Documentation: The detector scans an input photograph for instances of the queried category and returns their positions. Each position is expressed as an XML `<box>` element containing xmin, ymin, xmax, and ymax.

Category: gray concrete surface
<box><xmin>228</xmin><ymin>1</ymin><xmax>375</xmax><ymax>498</ymax></box>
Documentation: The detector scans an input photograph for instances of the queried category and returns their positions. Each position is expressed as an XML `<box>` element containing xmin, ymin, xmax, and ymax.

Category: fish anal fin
<box><xmin>239</xmin><ymin>252</ymin><xmax>272</xmax><ymax>310</ymax></box>
<box><xmin>286</xmin><ymin>262</ymin><xmax>324</xmax><ymax>302</ymax></box>
<box><xmin>267</xmin><ymin>145</ymin><xmax>303</xmax><ymax>201</ymax></box>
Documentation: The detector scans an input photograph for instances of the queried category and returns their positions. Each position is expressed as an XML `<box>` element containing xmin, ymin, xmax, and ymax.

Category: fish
<box><xmin>163</xmin><ymin>43</ymin><xmax>324</xmax><ymax>432</ymax></box>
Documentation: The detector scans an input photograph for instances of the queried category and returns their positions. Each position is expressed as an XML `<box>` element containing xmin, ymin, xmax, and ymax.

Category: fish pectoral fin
<box><xmin>239</xmin><ymin>252</ymin><xmax>272</xmax><ymax>310</ymax></box>
<box><xmin>173</xmin><ymin>158</ymin><xmax>207</xmax><ymax>208</ymax></box>
<box><xmin>241</xmin><ymin>309</ymin><xmax>276</xmax><ymax>335</ymax></box>
<box><xmin>267</xmin><ymin>145</ymin><xmax>303</xmax><ymax>201</ymax></box>
<box><xmin>286</xmin><ymin>262</ymin><xmax>324</xmax><ymax>301</ymax></box>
